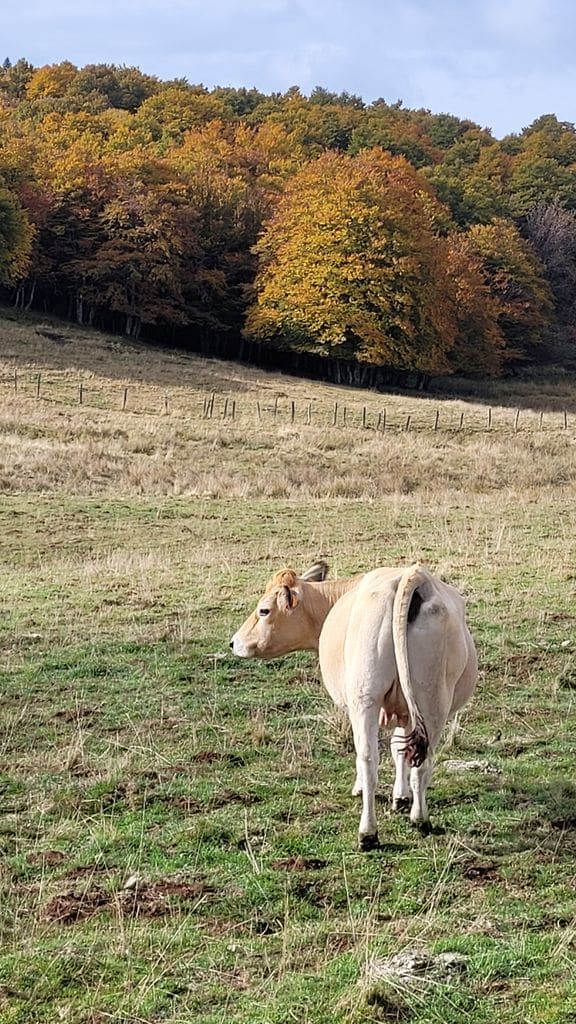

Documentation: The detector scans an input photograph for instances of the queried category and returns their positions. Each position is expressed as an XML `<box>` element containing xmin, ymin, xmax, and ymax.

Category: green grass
<box><xmin>1</xmin><ymin>493</ymin><xmax>576</xmax><ymax>1023</ymax></box>
<box><xmin>1</xmin><ymin>307</ymin><xmax>576</xmax><ymax>1021</ymax></box>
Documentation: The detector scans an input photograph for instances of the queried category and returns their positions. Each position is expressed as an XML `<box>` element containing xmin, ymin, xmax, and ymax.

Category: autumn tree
<box><xmin>69</xmin><ymin>175</ymin><xmax>201</xmax><ymax>337</ymax></box>
<box><xmin>26</xmin><ymin>61</ymin><xmax>78</xmax><ymax>100</ymax></box>
<box><xmin>466</xmin><ymin>219</ymin><xmax>553</xmax><ymax>365</ymax></box>
<box><xmin>133</xmin><ymin>87</ymin><xmax>228</xmax><ymax>148</ymax></box>
<box><xmin>247</xmin><ymin>149</ymin><xmax>460</xmax><ymax>373</ymax></box>
<box><xmin>250</xmin><ymin>89</ymin><xmax>364</xmax><ymax>153</ymax></box>
<box><xmin>0</xmin><ymin>187</ymin><xmax>33</xmax><ymax>283</ymax></box>
<box><xmin>165</xmin><ymin>119</ymin><xmax>309</xmax><ymax>334</ymax></box>
<box><xmin>441</xmin><ymin>232</ymin><xmax>505</xmax><ymax>376</ymax></box>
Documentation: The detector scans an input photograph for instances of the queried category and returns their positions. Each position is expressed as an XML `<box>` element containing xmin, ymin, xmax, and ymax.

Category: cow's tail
<box><xmin>392</xmin><ymin>563</ymin><xmax>429</xmax><ymax>768</ymax></box>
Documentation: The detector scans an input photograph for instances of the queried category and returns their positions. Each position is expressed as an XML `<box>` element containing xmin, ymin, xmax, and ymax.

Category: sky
<box><xmin>4</xmin><ymin>0</ymin><xmax>576</xmax><ymax>138</ymax></box>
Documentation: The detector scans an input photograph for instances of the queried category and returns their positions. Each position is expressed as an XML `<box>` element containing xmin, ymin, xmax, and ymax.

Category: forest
<box><xmin>1</xmin><ymin>57</ymin><xmax>576</xmax><ymax>384</ymax></box>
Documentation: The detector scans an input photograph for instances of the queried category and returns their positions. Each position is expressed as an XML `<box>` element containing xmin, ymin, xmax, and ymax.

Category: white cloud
<box><xmin>3</xmin><ymin>0</ymin><xmax>576</xmax><ymax>136</ymax></box>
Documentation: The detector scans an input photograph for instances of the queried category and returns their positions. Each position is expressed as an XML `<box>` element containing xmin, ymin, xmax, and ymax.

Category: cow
<box><xmin>231</xmin><ymin>561</ymin><xmax>478</xmax><ymax>850</ymax></box>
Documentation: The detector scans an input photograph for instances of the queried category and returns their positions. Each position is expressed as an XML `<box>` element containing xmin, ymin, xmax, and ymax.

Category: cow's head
<box><xmin>230</xmin><ymin>561</ymin><xmax>329</xmax><ymax>659</ymax></box>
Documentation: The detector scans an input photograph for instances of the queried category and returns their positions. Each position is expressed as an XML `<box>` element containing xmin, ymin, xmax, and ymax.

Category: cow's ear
<box><xmin>278</xmin><ymin>585</ymin><xmax>299</xmax><ymax>611</ymax></box>
<box><xmin>300</xmin><ymin>561</ymin><xmax>329</xmax><ymax>582</ymax></box>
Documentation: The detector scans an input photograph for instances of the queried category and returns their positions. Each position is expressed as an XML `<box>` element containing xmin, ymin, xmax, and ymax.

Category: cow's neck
<box><xmin>302</xmin><ymin>576</ymin><xmax>361</xmax><ymax>648</ymax></box>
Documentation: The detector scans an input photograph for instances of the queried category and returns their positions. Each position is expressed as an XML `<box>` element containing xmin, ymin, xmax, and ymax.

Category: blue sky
<box><xmin>4</xmin><ymin>0</ymin><xmax>576</xmax><ymax>137</ymax></box>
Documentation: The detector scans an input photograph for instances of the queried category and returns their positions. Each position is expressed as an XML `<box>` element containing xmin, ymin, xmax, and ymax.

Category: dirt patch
<box><xmin>190</xmin><ymin>751</ymin><xmax>246</xmax><ymax>766</ymax></box>
<box><xmin>42</xmin><ymin>877</ymin><xmax>212</xmax><ymax>924</ymax></box>
<box><xmin>272</xmin><ymin>855</ymin><xmax>327</xmax><ymax>871</ymax></box>
<box><xmin>61</xmin><ymin>862</ymin><xmax>109</xmax><ymax>880</ymax></box>
<box><xmin>119</xmin><ymin>880</ymin><xmax>210</xmax><ymax>918</ymax></box>
<box><xmin>461</xmin><ymin>859</ymin><xmax>501</xmax><ymax>883</ymax></box>
<box><xmin>325</xmin><ymin>932</ymin><xmax>356</xmax><ymax>955</ymax></box>
<box><xmin>502</xmin><ymin>651</ymin><xmax>549</xmax><ymax>682</ymax></box>
<box><xmin>25</xmin><ymin>850</ymin><xmax>67</xmax><ymax>867</ymax></box>
<box><xmin>156</xmin><ymin>788</ymin><xmax>260</xmax><ymax>813</ymax></box>
<box><xmin>551</xmin><ymin>816</ymin><xmax>576</xmax><ymax>830</ymax></box>
<box><xmin>289</xmin><ymin>877</ymin><xmax>331</xmax><ymax>907</ymax></box>
<box><xmin>42</xmin><ymin>886</ymin><xmax>110</xmax><ymax>924</ymax></box>
<box><xmin>207</xmin><ymin>789</ymin><xmax>261</xmax><ymax>810</ymax></box>
<box><xmin>252</xmin><ymin>916</ymin><xmax>283</xmax><ymax>935</ymax></box>
<box><xmin>53</xmin><ymin>705</ymin><xmax>96</xmax><ymax>723</ymax></box>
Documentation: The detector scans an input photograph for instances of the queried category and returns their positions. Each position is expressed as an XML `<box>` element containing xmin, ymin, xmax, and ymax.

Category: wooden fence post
<box><xmin>487</xmin><ymin>407</ymin><xmax>492</xmax><ymax>430</ymax></box>
<box><xmin>539</xmin><ymin>411</ymin><xmax>543</xmax><ymax>430</ymax></box>
<box><xmin>362</xmin><ymin>406</ymin><xmax>367</xmax><ymax>429</ymax></box>
<box><xmin>434</xmin><ymin>409</ymin><xmax>439</xmax><ymax>431</ymax></box>
<box><xmin>13</xmin><ymin>370</ymin><xmax>17</xmax><ymax>394</ymax></box>
<box><xmin>405</xmin><ymin>414</ymin><xmax>411</xmax><ymax>432</ymax></box>
<box><xmin>381</xmin><ymin>409</ymin><xmax>386</xmax><ymax>433</ymax></box>
<box><xmin>514</xmin><ymin>409</ymin><xmax>520</xmax><ymax>432</ymax></box>
<box><xmin>459</xmin><ymin>411</ymin><xmax>464</xmax><ymax>430</ymax></box>
<box><xmin>79</xmin><ymin>382</ymin><xmax>83</xmax><ymax>405</ymax></box>
<box><xmin>564</xmin><ymin>410</ymin><xmax>568</xmax><ymax>430</ymax></box>
<box><xmin>36</xmin><ymin>374</ymin><xmax>41</xmax><ymax>399</ymax></box>
<box><xmin>332</xmin><ymin>402</ymin><xmax>338</xmax><ymax>426</ymax></box>
<box><xmin>291</xmin><ymin>400</ymin><xmax>295</xmax><ymax>424</ymax></box>
<box><xmin>273</xmin><ymin>395</ymin><xmax>279</xmax><ymax>421</ymax></box>
<box><xmin>122</xmin><ymin>386</ymin><xmax>128</xmax><ymax>411</ymax></box>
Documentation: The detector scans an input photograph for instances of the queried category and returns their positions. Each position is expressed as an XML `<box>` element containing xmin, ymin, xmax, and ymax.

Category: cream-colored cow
<box><xmin>231</xmin><ymin>561</ymin><xmax>477</xmax><ymax>849</ymax></box>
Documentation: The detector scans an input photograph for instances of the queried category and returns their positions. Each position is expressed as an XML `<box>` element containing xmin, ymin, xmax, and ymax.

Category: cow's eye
<box><xmin>258</xmin><ymin>607</ymin><xmax>270</xmax><ymax>617</ymax></box>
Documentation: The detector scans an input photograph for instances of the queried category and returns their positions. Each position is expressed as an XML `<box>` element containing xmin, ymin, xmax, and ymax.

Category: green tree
<box><xmin>0</xmin><ymin>58</ymin><xmax>34</xmax><ymax>102</ymax></box>
<box><xmin>133</xmin><ymin>87</ymin><xmax>228</xmax><ymax>148</ymax></box>
<box><xmin>427</xmin><ymin>139</ymin><xmax>512</xmax><ymax>226</ymax></box>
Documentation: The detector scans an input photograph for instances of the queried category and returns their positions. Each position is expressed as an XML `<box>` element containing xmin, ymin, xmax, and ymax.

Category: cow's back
<box><xmin>319</xmin><ymin>567</ymin><xmax>405</xmax><ymax>707</ymax></box>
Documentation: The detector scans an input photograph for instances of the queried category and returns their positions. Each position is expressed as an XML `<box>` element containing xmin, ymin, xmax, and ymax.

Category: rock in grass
<box><xmin>365</xmin><ymin>948</ymin><xmax>468</xmax><ymax>993</ymax></box>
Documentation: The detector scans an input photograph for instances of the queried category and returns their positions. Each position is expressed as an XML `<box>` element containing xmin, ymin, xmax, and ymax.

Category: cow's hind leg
<box><xmin>409</xmin><ymin>757</ymin><xmax>434</xmax><ymax>831</ymax></box>
<box><xmin>390</xmin><ymin>727</ymin><xmax>411</xmax><ymax>811</ymax></box>
<box><xmin>407</xmin><ymin>711</ymin><xmax>450</xmax><ymax>831</ymax></box>
<box><xmin>349</xmin><ymin>702</ymin><xmax>381</xmax><ymax>850</ymax></box>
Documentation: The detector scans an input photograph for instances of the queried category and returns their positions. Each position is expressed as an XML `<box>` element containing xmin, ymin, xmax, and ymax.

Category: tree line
<box><xmin>1</xmin><ymin>57</ymin><xmax>576</xmax><ymax>382</ymax></box>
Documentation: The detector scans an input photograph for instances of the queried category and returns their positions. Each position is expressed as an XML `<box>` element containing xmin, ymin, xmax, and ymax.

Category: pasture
<box><xmin>1</xmin><ymin>309</ymin><xmax>576</xmax><ymax>1023</ymax></box>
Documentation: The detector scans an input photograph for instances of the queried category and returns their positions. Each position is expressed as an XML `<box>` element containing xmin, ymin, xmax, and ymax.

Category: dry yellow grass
<box><xmin>1</xmin><ymin>310</ymin><xmax>576</xmax><ymax>500</ymax></box>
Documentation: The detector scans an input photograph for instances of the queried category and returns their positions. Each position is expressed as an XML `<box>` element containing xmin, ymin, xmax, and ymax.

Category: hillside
<box><xmin>2</xmin><ymin>308</ymin><xmax>576</xmax><ymax>501</ymax></box>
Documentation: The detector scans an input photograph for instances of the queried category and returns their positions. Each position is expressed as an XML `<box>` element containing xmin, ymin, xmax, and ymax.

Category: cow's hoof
<box><xmin>411</xmin><ymin>819</ymin><xmax>432</xmax><ymax>836</ymax></box>
<box><xmin>358</xmin><ymin>832</ymin><xmax>380</xmax><ymax>852</ymax></box>
<box><xmin>392</xmin><ymin>797</ymin><xmax>411</xmax><ymax>814</ymax></box>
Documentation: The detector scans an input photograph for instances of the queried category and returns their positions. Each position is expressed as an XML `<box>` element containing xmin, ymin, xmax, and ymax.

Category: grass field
<box><xmin>1</xmin><ymin>309</ymin><xmax>576</xmax><ymax>1023</ymax></box>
